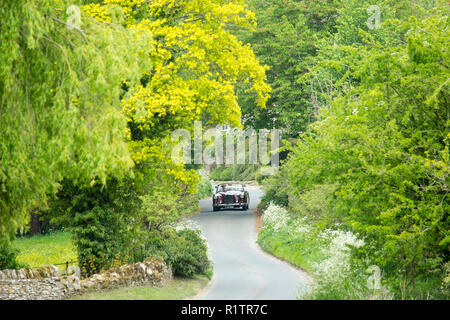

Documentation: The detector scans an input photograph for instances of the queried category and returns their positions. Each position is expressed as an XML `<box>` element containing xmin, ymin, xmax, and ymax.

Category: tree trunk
<box><xmin>29</xmin><ymin>212</ymin><xmax>42</xmax><ymax>235</ymax></box>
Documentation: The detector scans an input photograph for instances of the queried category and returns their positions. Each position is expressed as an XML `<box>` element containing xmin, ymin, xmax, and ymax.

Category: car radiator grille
<box><xmin>224</xmin><ymin>195</ymin><xmax>234</xmax><ymax>204</ymax></box>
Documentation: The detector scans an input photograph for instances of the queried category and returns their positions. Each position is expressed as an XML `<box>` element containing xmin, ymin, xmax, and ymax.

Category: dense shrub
<box><xmin>73</xmin><ymin>206</ymin><xmax>137</xmax><ymax>277</ymax></box>
<box><xmin>0</xmin><ymin>240</ymin><xmax>24</xmax><ymax>270</ymax></box>
<box><xmin>129</xmin><ymin>219</ymin><xmax>210</xmax><ymax>278</ymax></box>
<box><xmin>210</xmin><ymin>165</ymin><xmax>259</xmax><ymax>181</ymax></box>
<box><xmin>48</xmin><ymin>179</ymin><xmax>141</xmax><ymax>277</ymax></box>
<box><xmin>48</xmin><ymin>176</ymin><xmax>203</xmax><ymax>277</ymax></box>
<box><xmin>255</xmin><ymin>170</ymin><xmax>268</xmax><ymax>185</ymax></box>
<box><xmin>210</xmin><ymin>166</ymin><xmax>234</xmax><ymax>180</ymax></box>
<box><xmin>234</xmin><ymin>165</ymin><xmax>259</xmax><ymax>181</ymax></box>
<box><xmin>258</xmin><ymin>187</ymin><xmax>288</xmax><ymax>212</ymax></box>
<box><xmin>198</xmin><ymin>176</ymin><xmax>213</xmax><ymax>199</ymax></box>
<box><xmin>162</xmin><ymin>229</ymin><xmax>210</xmax><ymax>277</ymax></box>
<box><xmin>257</xmin><ymin>172</ymin><xmax>289</xmax><ymax>212</ymax></box>
<box><xmin>289</xmin><ymin>184</ymin><xmax>337</xmax><ymax>225</ymax></box>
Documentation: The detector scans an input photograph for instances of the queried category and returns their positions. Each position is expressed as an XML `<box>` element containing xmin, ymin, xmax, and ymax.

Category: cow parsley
<box><xmin>314</xmin><ymin>229</ymin><xmax>365</xmax><ymax>284</ymax></box>
<box><xmin>262</xmin><ymin>203</ymin><xmax>292</xmax><ymax>232</ymax></box>
<box><xmin>172</xmin><ymin>218</ymin><xmax>201</xmax><ymax>232</ymax></box>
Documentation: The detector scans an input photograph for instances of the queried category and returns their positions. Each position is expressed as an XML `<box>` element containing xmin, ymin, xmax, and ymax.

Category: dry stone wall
<box><xmin>0</xmin><ymin>265</ymin><xmax>69</xmax><ymax>300</ymax></box>
<box><xmin>0</xmin><ymin>258</ymin><xmax>172</xmax><ymax>300</ymax></box>
<box><xmin>79</xmin><ymin>257</ymin><xmax>172</xmax><ymax>293</ymax></box>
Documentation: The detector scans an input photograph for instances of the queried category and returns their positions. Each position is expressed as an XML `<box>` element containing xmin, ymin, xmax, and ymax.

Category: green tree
<box><xmin>287</xmin><ymin>1</ymin><xmax>449</xmax><ymax>293</ymax></box>
<box><xmin>0</xmin><ymin>0</ymin><xmax>151</xmax><ymax>243</ymax></box>
<box><xmin>42</xmin><ymin>0</ymin><xmax>271</xmax><ymax>273</ymax></box>
<box><xmin>48</xmin><ymin>178</ymin><xmax>143</xmax><ymax>276</ymax></box>
<box><xmin>237</xmin><ymin>0</ymin><xmax>341</xmax><ymax>136</ymax></box>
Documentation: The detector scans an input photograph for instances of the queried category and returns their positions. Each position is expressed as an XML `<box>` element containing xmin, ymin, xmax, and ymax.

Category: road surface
<box><xmin>192</xmin><ymin>186</ymin><xmax>311</xmax><ymax>300</ymax></box>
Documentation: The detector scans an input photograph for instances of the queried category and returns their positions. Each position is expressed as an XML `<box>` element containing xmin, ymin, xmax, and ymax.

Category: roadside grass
<box><xmin>399</xmin><ymin>275</ymin><xmax>446</xmax><ymax>300</ymax></box>
<box><xmin>257</xmin><ymin>205</ymin><xmax>447</xmax><ymax>300</ymax></box>
<box><xmin>70</xmin><ymin>275</ymin><xmax>210</xmax><ymax>300</ymax></box>
<box><xmin>257</xmin><ymin>228</ymin><xmax>325</xmax><ymax>274</ymax></box>
<box><xmin>12</xmin><ymin>231</ymin><xmax>77</xmax><ymax>269</ymax></box>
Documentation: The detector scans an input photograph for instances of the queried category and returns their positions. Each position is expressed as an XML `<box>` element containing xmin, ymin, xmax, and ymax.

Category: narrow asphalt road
<box><xmin>192</xmin><ymin>186</ymin><xmax>311</xmax><ymax>300</ymax></box>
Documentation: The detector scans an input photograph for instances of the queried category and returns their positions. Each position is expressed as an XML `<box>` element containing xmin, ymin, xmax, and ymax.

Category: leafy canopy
<box><xmin>0</xmin><ymin>0</ymin><xmax>151</xmax><ymax>241</ymax></box>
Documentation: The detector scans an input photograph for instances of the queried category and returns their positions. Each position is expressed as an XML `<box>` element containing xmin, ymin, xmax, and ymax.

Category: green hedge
<box><xmin>198</xmin><ymin>177</ymin><xmax>213</xmax><ymax>199</ymax></box>
<box><xmin>0</xmin><ymin>240</ymin><xmax>23</xmax><ymax>269</ymax></box>
<box><xmin>210</xmin><ymin>165</ymin><xmax>259</xmax><ymax>181</ymax></box>
<box><xmin>163</xmin><ymin>229</ymin><xmax>210</xmax><ymax>277</ymax></box>
<box><xmin>143</xmin><ymin>228</ymin><xmax>211</xmax><ymax>278</ymax></box>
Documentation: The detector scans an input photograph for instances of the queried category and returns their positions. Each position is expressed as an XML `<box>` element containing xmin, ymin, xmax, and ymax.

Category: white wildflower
<box><xmin>262</xmin><ymin>203</ymin><xmax>292</xmax><ymax>232</ymax></box>
<box><xmin>314</xmin><ymin>229</ymin><xmax>365</xmax><ymax>284</ymax></box>
<box><xmin>290</xmin><ymin>217</ymin><xmax>312</xmax><ymax>236</ymax></box>
<box><xmin>172</xmin><ymin>218</ymin><xmax>201</xmax><ymax>232</ymax></box>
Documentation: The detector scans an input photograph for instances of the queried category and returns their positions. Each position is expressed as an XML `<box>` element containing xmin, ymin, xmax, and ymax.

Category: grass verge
<box><xmin>257</xmin><ymin>228</ymin><xmax>324</xmax><ymax>274</ymax></box>
<box><xmin>70</xmin><ymin>275</ymin><xmax>210</xmax><ymax>300</ymax></box>
<box><xmin>12</xmin><ymin>231</ymin><xmax>77</xmax><ymax>268</ymax></box>
<box><xmin>257</xmin><ymin>206</ymin><xmax>447</xmax><ymax>299</ymax></box>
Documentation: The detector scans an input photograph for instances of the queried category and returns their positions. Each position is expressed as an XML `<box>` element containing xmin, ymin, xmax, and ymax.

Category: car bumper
<box><xmin>214</xmin><ymin>203</ymin><xmax>246</xmax><ymax>208</ymax></box>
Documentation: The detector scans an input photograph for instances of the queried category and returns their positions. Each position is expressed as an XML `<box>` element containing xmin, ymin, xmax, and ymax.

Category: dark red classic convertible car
<box><xmin>212</xmin><ymin>183</ymin><xmax>249</xmax><ymax>211</ymax></box>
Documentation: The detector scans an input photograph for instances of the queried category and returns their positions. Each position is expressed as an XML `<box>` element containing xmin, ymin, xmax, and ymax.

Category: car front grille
<box><xmin>224</xmin><ymin>195</ymin><xmax>234</xmax><ymax>204</ymax></box>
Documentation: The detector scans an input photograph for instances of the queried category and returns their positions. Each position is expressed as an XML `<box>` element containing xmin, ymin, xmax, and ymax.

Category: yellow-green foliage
<box><xmin>0</xmin><ymin>0</ymin><xmax>152</xmax><ymax>242</ymax></box>
<box><xmin>281</xmin><ymin>1</ymin><xmax>449</xmax><ymax>298</ymax></box>
<box><xmin>1</xmin><ymin>0</ymin><xmax>270</xmax><ymax>248</ymax></box>
<box><xmin>83</xmin><ymin>0</ymin><xmax>270</xmax><ymax>196</ymax></box>
<box><xmin>12</xmin><ymin>232</ymin><xmax>77</xmax><ymax>268</ymax></box>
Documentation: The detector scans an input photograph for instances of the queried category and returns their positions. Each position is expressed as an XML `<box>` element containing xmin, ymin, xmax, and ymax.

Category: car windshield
<box><xmin>217</xmin><ymin>185</ymin><xmax>244</xmax><ymax>192</ymax></box>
